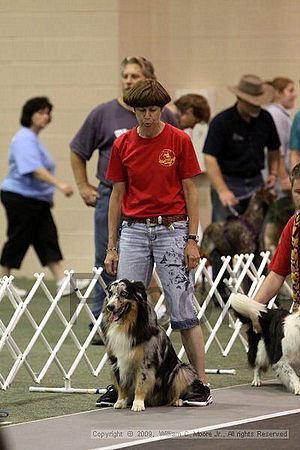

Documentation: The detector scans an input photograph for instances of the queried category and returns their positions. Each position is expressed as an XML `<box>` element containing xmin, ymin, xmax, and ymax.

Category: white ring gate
<box><xmin>0</xmin><ymin>252</ymin><xmax>292</xmax><ymax>394</ymax></box>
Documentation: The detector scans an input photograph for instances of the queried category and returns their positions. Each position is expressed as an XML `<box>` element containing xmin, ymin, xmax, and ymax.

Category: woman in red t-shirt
<box><xmin>104</xmin><ymin>79</ymin><xmax>212</xmax><ymax>406</ymax></box>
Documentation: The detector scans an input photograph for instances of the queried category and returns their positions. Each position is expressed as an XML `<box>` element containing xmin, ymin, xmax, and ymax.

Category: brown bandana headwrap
<box><xmin>291</xmin><ymin>211</ymin><xmax>300</xmax><ymax>312</ymax></box>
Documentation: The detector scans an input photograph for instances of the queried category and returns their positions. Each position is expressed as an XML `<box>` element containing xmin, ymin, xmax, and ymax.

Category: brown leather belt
<box><xmin>123</xmin><ymin>214</ymin><xmax>187</xmax><ymax>227</ymax></box>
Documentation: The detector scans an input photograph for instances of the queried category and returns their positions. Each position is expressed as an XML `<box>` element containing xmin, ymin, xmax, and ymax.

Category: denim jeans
<box><xmin>117</xmin><ymin>220</ymin><xmax>199</xmax><ymax>330</ymax></box>
<box><xmin>210</xmin><ymin>173</ymin><xmax>264</xmax><ymax>300</ymax></box>
<box><xmin>92</xmin><ymin>183</ymin><xmax>116</xmax><ymax>318</ymax></box>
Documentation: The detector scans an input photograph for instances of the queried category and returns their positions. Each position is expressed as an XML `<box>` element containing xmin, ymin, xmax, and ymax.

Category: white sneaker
<box><xmin>11</xmin><ymin>284</ymin><xmax>28</xmax><ymax>297</ymax></box>
<box><xmin>56</xmin><ymin>278</ymin><xmax>90</xmax><ymax>297</ymax></box>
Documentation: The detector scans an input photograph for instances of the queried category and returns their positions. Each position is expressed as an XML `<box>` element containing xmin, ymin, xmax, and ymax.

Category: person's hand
<box><xmin>57</xmin><ymin>181</ymin><xmax>74</xmax><ymax>197</ymax></box>
<box><xmin>218</xmin><ymin>189</ymin><xmax>238</xmax><ymax>208</ymax></box>
<box><xmin>184</xmin><ymin>240</ymin><xmax>200</xmax><ymax>270</ymax></box>
<box><xmin>104</xmin><ymin>248</ymin><xmax>119</xmax><ymax>275</ymax></box>
<box><xmin>265</xmin><ymin>174</ymin><xmax>277</xmax><ymax>189</ymax></box>
<box><xmin>279</xmin><ymin>176</ymin><xmax>291</xmax><ymax>193</ymax></box>
<box><xmin>79</xmin><ymin>183</ymin><xmax>99</xmax><ymax>207</ymax></box>
<box><xmin>251</xmin><ymin>314</ymin><xmax>262</xmax><ymax>333</ymax></box>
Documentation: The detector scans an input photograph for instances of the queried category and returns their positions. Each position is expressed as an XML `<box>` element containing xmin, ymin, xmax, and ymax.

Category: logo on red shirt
<box><xmin>159</xmin><ymin>149</ymin><xmax>176</xmax><ymax>167</ymax></box>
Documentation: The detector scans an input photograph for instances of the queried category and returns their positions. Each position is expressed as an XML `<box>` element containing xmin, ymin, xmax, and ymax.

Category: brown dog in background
<box><xmin>200</xmin><ymin>188</ymin><xmax>275</xmax><ymax>261</ymax></box>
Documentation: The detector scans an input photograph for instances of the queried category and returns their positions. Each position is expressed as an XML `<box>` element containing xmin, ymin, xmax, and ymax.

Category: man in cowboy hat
<box><xmin>202</xmin><ymin>74</ymin><xmax>280</xmax><ymax>302</ymax></box>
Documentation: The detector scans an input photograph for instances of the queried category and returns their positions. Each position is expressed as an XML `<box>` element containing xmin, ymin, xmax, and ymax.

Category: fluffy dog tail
<box><xmin>229</xmin><ymin>293</ymin><xmax>267</xmax><ymax>321</ymax></box>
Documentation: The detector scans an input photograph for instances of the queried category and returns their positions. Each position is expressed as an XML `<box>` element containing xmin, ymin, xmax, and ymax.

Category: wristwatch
<box><xmin>187</xmin><ymin>234</ymin><xmax>200</xmax><ymax>242</ymax></box>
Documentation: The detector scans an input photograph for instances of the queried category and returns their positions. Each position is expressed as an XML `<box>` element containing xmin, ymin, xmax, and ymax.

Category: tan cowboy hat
<box><xmin>228</xmin><ymin>74</ymin><xmax>274</xmax><ymax>106</ymax></box>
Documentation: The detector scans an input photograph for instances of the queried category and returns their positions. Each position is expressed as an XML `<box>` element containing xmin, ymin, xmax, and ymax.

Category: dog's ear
<box><xmin>105</xmin><ymin>280</ymin><xmax>116</xmax><ymax>292</ymax></box>
<box><xmin>104</xmin><ymin>282</ymin><xmax>114</xmax><ymax>300</ymax></box>
<box><xmin>132</xmin><ymin>281</ymin><xmax>158</xmax><ymax>330</ymax></box>
<box><xmin>132</xmin><ymin>280</ymin><xmax>148</xmax><ymax>302</ymax></box>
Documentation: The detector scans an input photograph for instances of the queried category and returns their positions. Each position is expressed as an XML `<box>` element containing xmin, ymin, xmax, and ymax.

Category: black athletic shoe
<box><xmin>183</xmin><ymin>381</ymin><xmax>213</xmax><ymax>407</ymax></box>
<box><xmin>95</xmin><ymin>385</ymin><xmax>118</xmax><ymax>407</ymax></box>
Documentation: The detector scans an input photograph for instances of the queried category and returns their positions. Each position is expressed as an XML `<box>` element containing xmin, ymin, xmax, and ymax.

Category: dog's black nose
<box><xmin>107</xmin><ymin>304</ymin><xmax>115</xmax><ymax>312</ymax></box>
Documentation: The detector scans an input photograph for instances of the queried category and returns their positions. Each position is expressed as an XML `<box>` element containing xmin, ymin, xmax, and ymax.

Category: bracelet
<box><xmin>187</xmin><ymin>234</ymin><xmax>200</xmax><ymax>242</ymax></box>
<box><xmin>106</xmin><ymin>247</ymin><xmax>118</xmax><ymax>253</ymax></box>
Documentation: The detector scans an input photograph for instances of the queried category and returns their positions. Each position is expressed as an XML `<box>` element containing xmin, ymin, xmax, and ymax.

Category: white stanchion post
<box><xmin>152</xmin><ymin>267</ymin><xmax>165</xmax><ymax>313</ymax></box>
<box><xmin>29</xmin><ymin>386</ymin><xmax>106</xmax><ymax>394</ymax></box>
<box><xmin>225</xmin><ymin>254</ymin><xmax>245</xmax><ymax>291</ymax></box>
<box><xmin>6</xmin><ymin>273</ymin><xmax>74</xmax><ymax>387</ymax></box>
<box><xmin>35</xmin><ymin>269</ymin><xmax>104</xmax><ymax>383</ymax></box>
<box><xmin>205</xmin><ymin>258</ymin><xmax>248</xmax><ymax>353</ymax></box>
<box><xmin>28</xmin><ymin>268</ymin><xmax>106</xmax><ymax>393</ymax></box>
<box><xmin>223</xmin><ymin>253</ymin><xmax>271</xmax><ymax>357</ymax></box>
<box><xmin>0</xmin><ymin>274</ymin><xmax>69</xmax><ymax>389</ymax></box>
<box><xmin>94</xmin><ymin>353</ymin><xmax>109</xmax><ymax>377</ymax></box>
<box><xmin>66</xmin><ymin>310</ymin><xmax>104</xmax><ymax>379</ymax></box>
<box><xmin>0</xmin><ymin>318</ymin><xmax>38</xmax><ymax>390</ymax></box>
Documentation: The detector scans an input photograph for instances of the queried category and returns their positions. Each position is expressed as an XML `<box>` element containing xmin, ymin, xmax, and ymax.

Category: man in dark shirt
<box><xmin>203</xmin><ymin>74</ymin><xmax>280</xmax><ymax>301</ymax></box>
<box><xmin>203</xmin><ymin>74</ymin><xmax>280</xmax><ymax>220</ymax></box>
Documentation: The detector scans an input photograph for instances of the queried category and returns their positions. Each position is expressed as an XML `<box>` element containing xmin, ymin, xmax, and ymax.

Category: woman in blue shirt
<box><xmin>0</xmin><ymin>97</ymin><xmax>80</xmax><ymax>295</ymax></box>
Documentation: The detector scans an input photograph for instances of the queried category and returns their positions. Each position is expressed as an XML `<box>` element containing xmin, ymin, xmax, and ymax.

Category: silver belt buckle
<box><xmin>146</xmin><ymin>218</ymin><xmax>155</xmax><ymax>227</ymax></box>
<box><xmin>146</xmin><ymin>216</ymin><xmax>162</xmax><ymax>227</ymax></box>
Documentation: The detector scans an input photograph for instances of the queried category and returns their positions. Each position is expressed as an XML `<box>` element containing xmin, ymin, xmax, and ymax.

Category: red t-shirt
<box><xmin>106</xmin><ymin>123</ymin><xmax>201</xmax><ymax>217</ymax></box>
<box><xmin>269</xmin><ymin>214</ymin><xmax>295</xmax><ymax>276</ymax></box>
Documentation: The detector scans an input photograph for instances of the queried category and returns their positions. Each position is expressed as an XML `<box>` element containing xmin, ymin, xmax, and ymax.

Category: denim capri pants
<box><xmin>117</xmin><ymin>220</ymin><xmax>199</xmax><ymax>330</ymax></box>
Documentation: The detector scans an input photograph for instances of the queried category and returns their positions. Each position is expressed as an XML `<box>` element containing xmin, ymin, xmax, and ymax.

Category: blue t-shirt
<box><xmin>0</xmin><ymin>127</ymin><xmax>55</xmax><ymax>203</ymax></box>
<box><xmin>289</xmin><ymin>111</ymin><xmax>300</xmax><ymax>151</ymax></box>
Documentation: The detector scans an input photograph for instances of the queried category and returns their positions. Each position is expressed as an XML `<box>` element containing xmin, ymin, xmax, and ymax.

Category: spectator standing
<box><xmin>203</xmin><ymin>74</ymin><xmax>280</xmax><ymax>302</ymax></box>
<box><xmin>0</xmin><ymin>97</ymin><xmax>87</xmax><ymax>296</ymax></box>
<box><xmin>171</xmin><ymin>93</ymin><xmax>211</xmax><ymax>129</ymax></box>
<box><xmin>168</xmin><ymin>93</ymin><xmax>211</xmax><ymax>241</ymax></box>
<box><xmin>264</xmin><ymin>77</ymin><xmax>296</xmax><ymax>253</ymax></box>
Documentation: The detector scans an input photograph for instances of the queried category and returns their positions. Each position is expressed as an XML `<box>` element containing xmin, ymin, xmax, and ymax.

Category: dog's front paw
<box><xmin>251</xmin><ymin>378</ymin><xmax>262</xmax><ymax>387</ymax></box>
<box><xmin>171</xmin><ymin>398</ymin><xmax>183</xmax><ymax>407</ymax></box>
<box><xmin>293</xmin><ymin>382</ymin><xmax>300</xmax><ymax>395</ymax></box>
<box><xmin>131</xmin><ymin>399</ymin><xmax>145</xmax><ymax>412</ymax></box>
<box><xmin>114</xmin><ymin>399</ymin><xmax>128</xmax><ymax>409</ymax></box>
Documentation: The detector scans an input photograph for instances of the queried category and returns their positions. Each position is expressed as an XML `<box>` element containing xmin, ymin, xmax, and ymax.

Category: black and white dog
<box><xmin>229</xmin><ymin>293</ymin><xmax>300</xmax><ymax>394</ymax></box>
